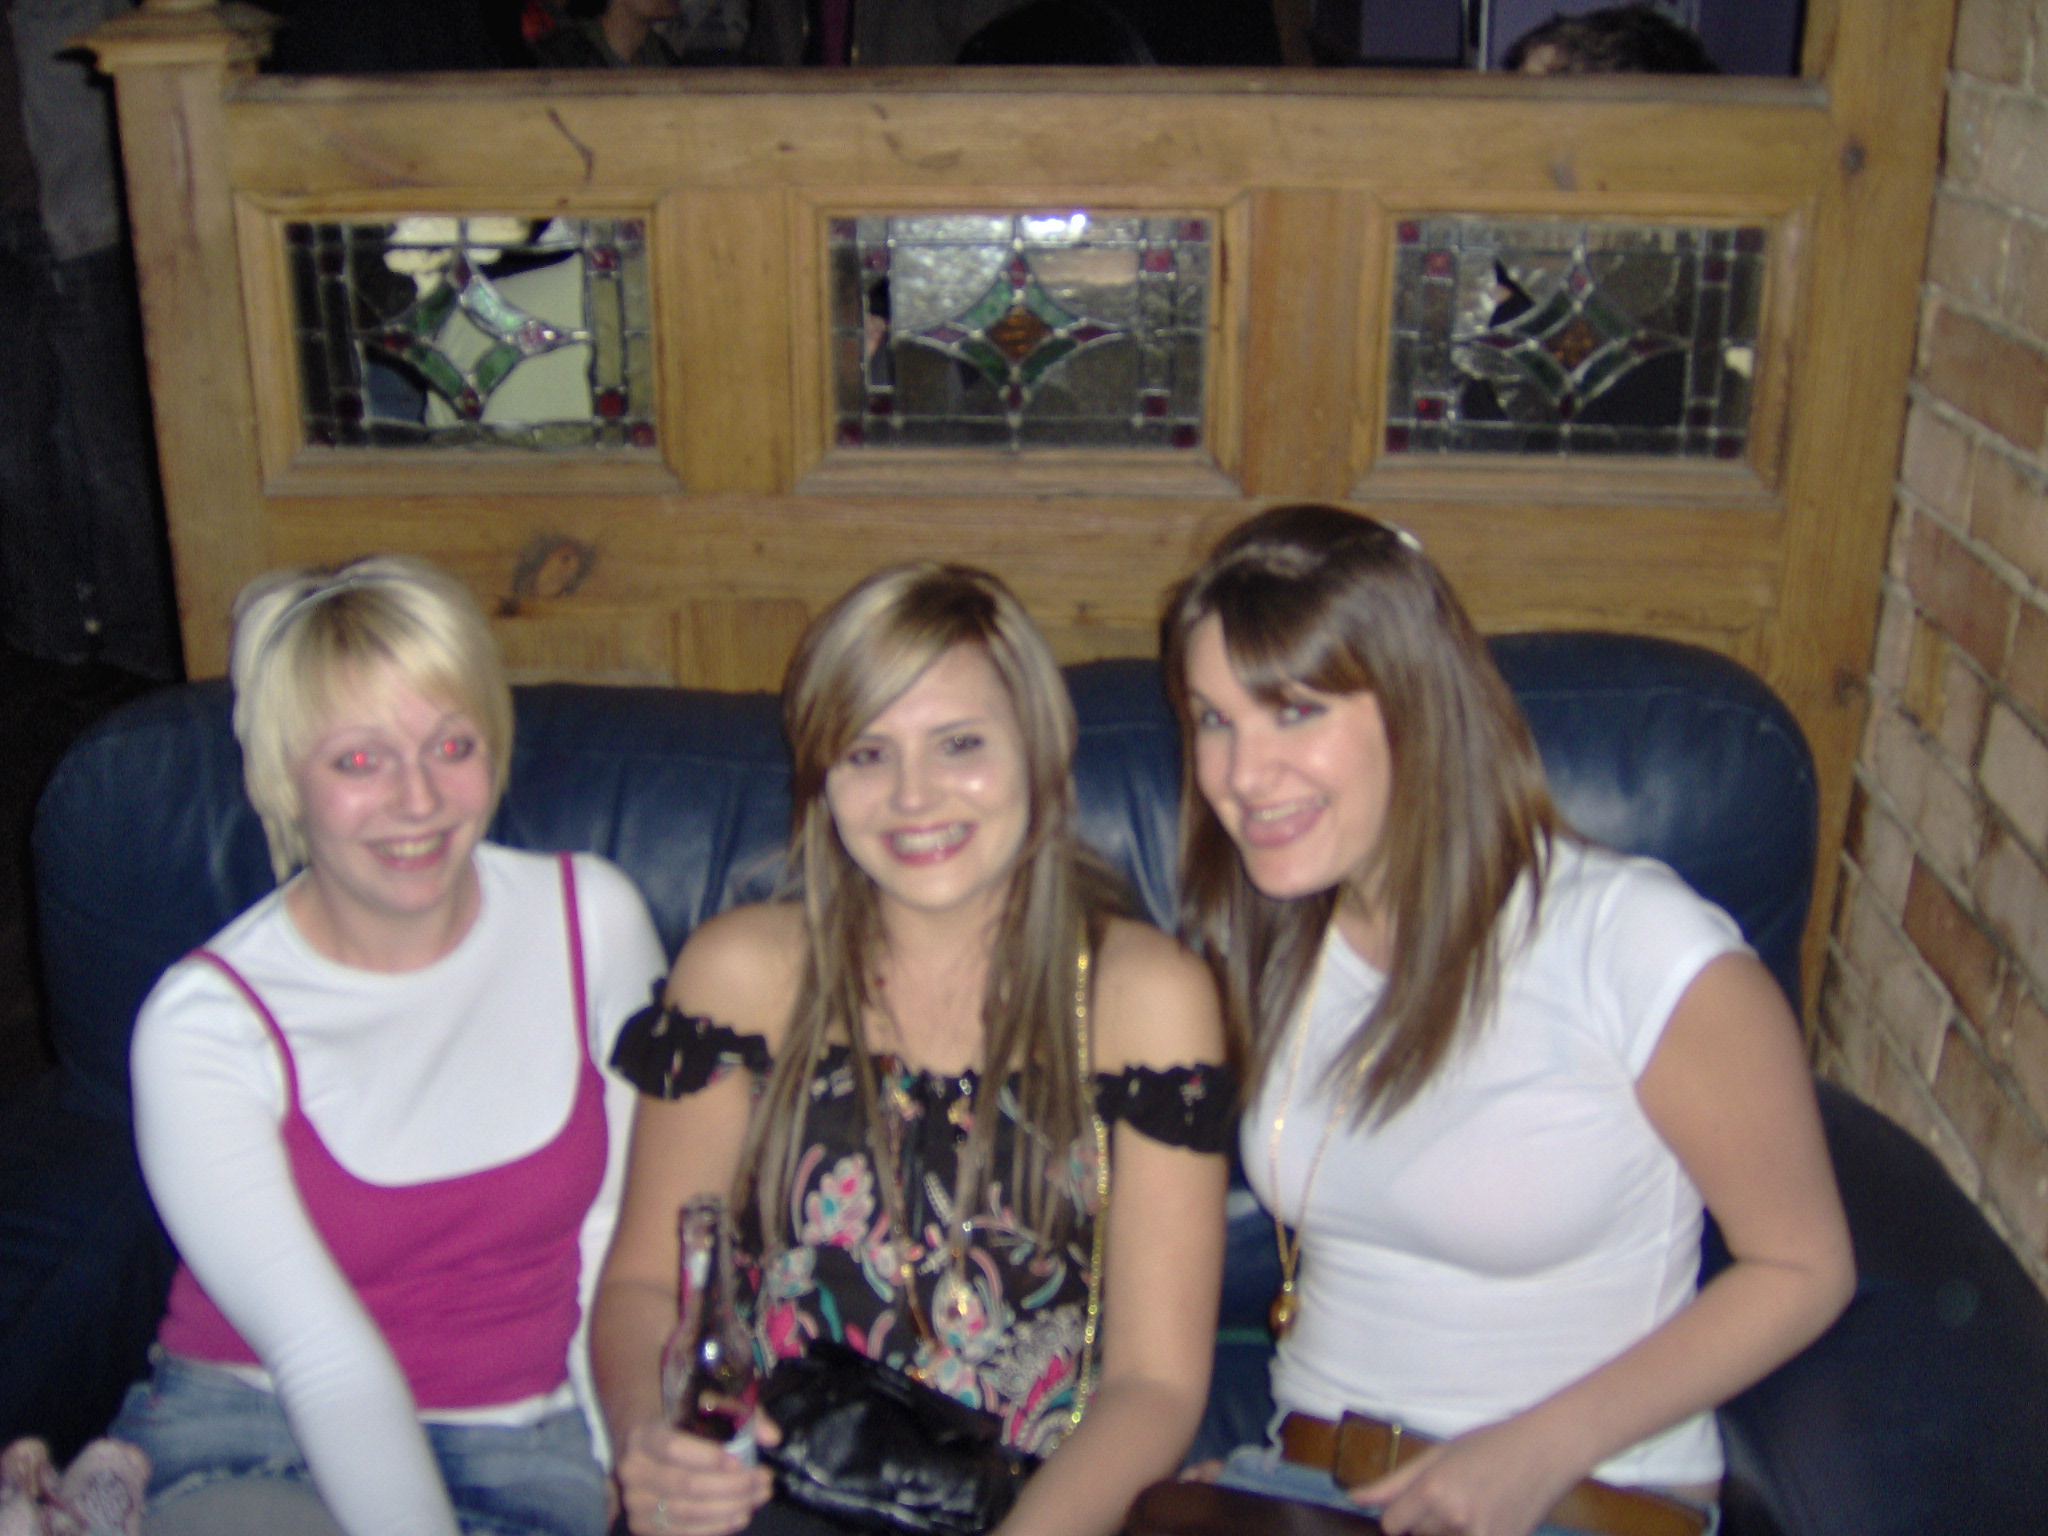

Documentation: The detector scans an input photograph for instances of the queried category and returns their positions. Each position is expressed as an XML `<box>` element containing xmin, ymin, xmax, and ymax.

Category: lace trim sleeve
<box><xmin>609</xmin><ymin>984</ymin><xmax>773</xmax><ymax>1099</ymax></box>
<box><xmin>1096</xmin><ymin>1062</ymin><xmax>1236</xmax><ymax>1153</ymax></box>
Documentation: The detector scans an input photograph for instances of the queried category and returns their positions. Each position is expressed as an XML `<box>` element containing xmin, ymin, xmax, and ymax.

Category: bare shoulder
<box><xmin>1090</xmin><ymin>917</ymin><xmax>1225</xmax><ymax>1073</ymax></box>
<box><xmin>666</xmin><ymin>900</ymin><xmax>806</xmax><ymax>1048</ymax></box>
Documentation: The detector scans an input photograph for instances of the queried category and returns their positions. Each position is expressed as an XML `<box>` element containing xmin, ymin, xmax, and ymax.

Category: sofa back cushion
<box><xmin>33</xmin><ymin>635</ymin><xmax>1814</xmax><ymax>1122</ymax></box>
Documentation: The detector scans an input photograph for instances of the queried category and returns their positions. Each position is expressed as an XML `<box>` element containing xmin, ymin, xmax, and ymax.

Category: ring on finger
<box><xmin>655</xmin><ymin>1497</ymin><xmax>669</xmax><ymax>1533</ymax></box>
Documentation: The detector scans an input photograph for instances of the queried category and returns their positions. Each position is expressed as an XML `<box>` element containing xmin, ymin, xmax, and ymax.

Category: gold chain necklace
<box><xmin>1265</xmin><ymin>931</ymin><xmax>1380</xmax><ymax>1338</ymax></box>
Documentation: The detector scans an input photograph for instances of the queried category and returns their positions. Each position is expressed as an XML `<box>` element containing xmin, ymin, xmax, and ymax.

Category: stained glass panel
<box><xmin>289</xmin><ymin>216</ymin><xmax>655</xmax><ymax>450</ymax></box>
<box><xmin>829</xmin><ymin>212</ymin><xmax>1210</xmax><ymax>452</ymax></box>
<box><xmin>1382</xmin><ymin>217</ymin><xmax>1766</xmax><ymax>459</ymax></box>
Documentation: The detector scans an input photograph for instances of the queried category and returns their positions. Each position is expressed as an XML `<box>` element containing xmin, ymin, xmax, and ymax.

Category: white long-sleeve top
<box><xmin>130</xmin><ymin>844</ymin><xmax>666</xmax><ymax>1536</ymax></box>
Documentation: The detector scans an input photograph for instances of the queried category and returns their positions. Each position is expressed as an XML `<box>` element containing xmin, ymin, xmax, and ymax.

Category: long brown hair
<box><xmin>742</xmin><ymin>562</ymin><xmax>1116</xmax><ymax>1251</ymax></box>
<box><xmin>1161</xmin><ymin>505</ymin><xmax>1560</xmax><ymax>1121</ymax></box>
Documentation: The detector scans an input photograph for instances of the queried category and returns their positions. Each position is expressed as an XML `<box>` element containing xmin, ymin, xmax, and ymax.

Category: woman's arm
<box><xmin>131</xmin><ymin>965</ymin><xmax>461</xmax><ymax>1536</ymax></box>
<box><xmin>997</xmin><ymin>920</ymin><xmax>1230</xmax><ymax>1536</ymax></box>
<box><xmin>1357</xmin><ymin>952</ymin><xmax>1855</xmax><ymax>1536</ymax></box>
<box><xmin>591</xmin><ymin>903</ymin><xmax>799</xmax><ymax>1536</ymax></box>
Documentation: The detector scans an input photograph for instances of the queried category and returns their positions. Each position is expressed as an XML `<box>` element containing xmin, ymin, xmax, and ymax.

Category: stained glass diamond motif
<box><xmin>290</xmin><ymin>216</ymin><xmax>655</xmax><ymax>450</ymax></box>
<box><xmin>830</xmin><ymin>212</ymin><xmax>1210</xmax><ymax>451</ymax></box>
<box><xmin>1383</xmin><ymin>217</ymin><xmax>1766</xmax><ymax>459</ymax></box>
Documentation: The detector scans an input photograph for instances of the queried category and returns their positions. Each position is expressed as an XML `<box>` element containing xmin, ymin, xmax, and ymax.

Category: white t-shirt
<box><xmin>131</xmin><ymin>843</ymin><xmax>666</xmax><ymax>1536</ymax></box>
<box><xmin>1244</xmin><ymin>840</ymin><xmax>1745</xmax><ymax>1488</ymax></box>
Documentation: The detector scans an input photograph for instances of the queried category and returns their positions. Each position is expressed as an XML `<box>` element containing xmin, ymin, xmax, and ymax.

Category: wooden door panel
<box><xmin>90</xmin><ymin>0</ymin><xmax>1960</xmax><ymax>1009</ymax></box>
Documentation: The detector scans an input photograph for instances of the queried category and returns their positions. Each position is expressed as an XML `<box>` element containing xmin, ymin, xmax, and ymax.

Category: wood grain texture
<box><xmin>85</xmin><ymin>0</ymin><xmax>1959</xmax><ymax>1017</ymax></box>
<box><xmin>96</xmin><ymin>35</ymin><xmax>274</xmax><ymax>676</ymax></box>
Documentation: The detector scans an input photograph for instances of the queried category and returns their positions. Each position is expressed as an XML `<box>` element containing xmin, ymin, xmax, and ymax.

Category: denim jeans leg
<box><xmin>1213</xmin><ymin>1444</ymin><xmax>1367</xmax><ymax>1513</ymax></box>
<box><xmin>107</xmin><ymin>1354</ymin><xmax>314</xmax><ymax>1503</ymax></box>
<box><xmin>429</xmin><ymin>1407</ymin><xmax>609</xmax><ymax>1536</ymax></box>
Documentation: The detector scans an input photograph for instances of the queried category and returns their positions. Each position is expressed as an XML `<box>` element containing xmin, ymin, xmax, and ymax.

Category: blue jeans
<box><xmin>1213</xmin><ymin>1445</ymin><xmax>1720</xmax><ymax>1536</ymax></box>
<box><xmin>109</xmin><ymin>1352</ymin><xmax>608</xmax><ymax>1536</ymax></box>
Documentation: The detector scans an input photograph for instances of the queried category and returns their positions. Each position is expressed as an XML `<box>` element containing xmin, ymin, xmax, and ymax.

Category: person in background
<box><xmin>594</xmin><ymin>562</ymin><xmax>1229</xmax><ymax>1536</ymax></box>
<box><xmin>0</xmin><ymin>0</ymin><xmax>180</xmax><ymax>686</ymax></box>
<box><xmin>529</xmin><ymin>0</ymin><xmax>751</xmax><ymax>66</ymax></box>
<box><xmin>1504</xmin><ymin>3</ymin><xmax>1719</xmax><ymax>74</ymax></box>
<box><xmin>1164</xmin><ymin>505</ymin><xmax>1852</xmax><ymax>1536</ymax></box>
<box><xmin>112</xmin><ymin>556</ymin><xmax>666</xmax><ymax>1536</ymax></box>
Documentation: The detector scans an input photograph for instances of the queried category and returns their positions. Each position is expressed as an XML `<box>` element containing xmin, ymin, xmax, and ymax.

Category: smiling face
<box><xmin>824</xmin><ymin>643</ymin><xmax>1031</xmax><ymax>930</ymax></box>
<box><xmin>287</xmin><ymin>662</ymin><xmax>495</xmax><ymax>968</ymax></box>
<box><xmin>1184</xmin><ymin>614</ymin><xmax>1394</xmax><ymax>920</ymax></box>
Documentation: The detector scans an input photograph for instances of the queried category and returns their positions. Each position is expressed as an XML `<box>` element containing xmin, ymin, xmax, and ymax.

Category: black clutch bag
<box><xmin>759</xmin><ymin>1340</ymin><xmax>1033</xmax><ymax>1536</ymax></box>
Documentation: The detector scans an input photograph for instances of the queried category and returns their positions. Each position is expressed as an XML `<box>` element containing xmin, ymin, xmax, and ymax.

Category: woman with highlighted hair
<box><xmin>593</xmin><ymin>562</ymin><xmax>1229</xmax><ymax>1536</ymax></box>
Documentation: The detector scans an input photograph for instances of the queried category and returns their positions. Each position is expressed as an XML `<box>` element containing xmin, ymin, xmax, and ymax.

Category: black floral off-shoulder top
<box><xmin>611</xmin><ymin>997</ymin><xmax>1233</xmax><ymax>1456</ymax></box>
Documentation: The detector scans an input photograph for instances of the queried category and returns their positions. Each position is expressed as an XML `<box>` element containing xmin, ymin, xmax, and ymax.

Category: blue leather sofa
<box><xmin>5</xmin><ymin>635</ymin><xmax>2045</xmax><ymax>1533</ymax></box>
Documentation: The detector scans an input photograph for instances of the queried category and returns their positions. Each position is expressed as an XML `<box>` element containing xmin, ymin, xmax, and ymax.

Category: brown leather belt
<box><xmin>1278</xmin><ymin>1412</ymin><xmax>1707</xmax><ymax>1536</ymax></box>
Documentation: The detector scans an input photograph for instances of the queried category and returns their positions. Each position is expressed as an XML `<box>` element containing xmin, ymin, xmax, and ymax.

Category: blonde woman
<box><xmin>1162</xmin><ymin>505</ymin><xmax>1854</xmax><ymax>1536</ymax></box>
<box><xmin>113</xmin><ymin>557</ymin><xmax>665</xmax><ymax>1536</ymax></box>
<box><xmin>594</xmin><ymin>563</ymin><xmax>1228</xmax><ymax>1536</ymax></box>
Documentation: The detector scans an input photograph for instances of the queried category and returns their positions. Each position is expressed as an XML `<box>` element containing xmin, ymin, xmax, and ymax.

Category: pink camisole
<box><xmin>156</xmin><ymin>853</ymin><xmax>606</xmax><ymax>1411</ymax></box>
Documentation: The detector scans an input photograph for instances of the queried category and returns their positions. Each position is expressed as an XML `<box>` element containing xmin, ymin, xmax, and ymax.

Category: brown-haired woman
<box><xmin>1162</xmin><ymin>505</ymin><xmax>1853</xmax><ymax>1536</ymax></box>
<box><xmin>593</xmin><ymin>562</ymin><xmax>1229</xmax><ymax>1536</ymax></box>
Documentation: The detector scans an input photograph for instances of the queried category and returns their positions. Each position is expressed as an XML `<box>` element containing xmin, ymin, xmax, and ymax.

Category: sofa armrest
<box><xmin>0</xmin><ymin>1074</ymin><xmax>177</xmax><ymax>1462</ymax></box>
<box><xmin>1710</xmin><ymin>1081</ymin><xmax>2048</xmax><ymax>1536</ymax></box>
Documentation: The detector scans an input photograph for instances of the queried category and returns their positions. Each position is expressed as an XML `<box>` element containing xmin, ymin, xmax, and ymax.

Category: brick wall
<box><xmin>1818</xmin><ymin>0</ymin><xmax>2048</xmax><ymax>1294</ymax></box>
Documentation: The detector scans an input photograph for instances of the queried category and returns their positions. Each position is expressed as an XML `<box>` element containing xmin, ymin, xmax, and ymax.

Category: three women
<box><xmin>131</xmin><ymin>518</ymin><xmax>1852</xmax><ymax>1536</ymax></box>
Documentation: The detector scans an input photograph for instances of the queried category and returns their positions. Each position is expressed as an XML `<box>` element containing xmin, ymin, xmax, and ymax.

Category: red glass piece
<box><xmin>1415</xmin><ymin>396</ymin><xmax>1444</xmax><ymax>421</ymax></box>
<box><xmin>589</xmin><ymin>246</ymin><xmax>620</xmax><ymax>273</ymax></box>
<box><xmin>1385</xmin><ymin>425</ymin><xmax>1411</xmax><ymax>450</ymax></box>
<box><xmin>629</xmin><ymin>421</ymin><xmax>657</xmax><ymax>447</ymax></box>
<box><xmin>1424</xmin><ymin>250</ymin><xmax>1453</xmax><ymax>278</ymax></box>
<box><xmin>1172</xmin><ymin>424</ymin><xmax>1199</xmax><ymax>449</ymax></box>
<box><xmin>1141</xmin><ymin>393</ymin><xmax>1168</xmax><ymax>417</ymax></box>
<box><xmin>1703</xmin><ymin>257</ymin><xmax>1729</xmax><ymax>282</ymax></box>
<box><xmin>596</xmin><ymin>389</ymin><xmax>627</xmax><ymax>419</ymax></box>
<box><xmin>836</xmin><ymin>421</ymin><xmax>866</xmax><ymax>446</ymax></box>
<box><xmin>1397</xmin><ymin>222</ymin><xmax>1421</xmax><ymax>245</ymax></box>
<box><xmin>1142</xmin><ymin>249</ymin><xmax>1174</xmax><ymax>274</ymax></box>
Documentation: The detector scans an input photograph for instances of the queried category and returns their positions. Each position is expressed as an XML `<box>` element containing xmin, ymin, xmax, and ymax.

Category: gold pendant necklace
<box><xmin>1265</xmin><ymin>931</ymin><xmax>1379</xmax><ymax>1339</ymax></box>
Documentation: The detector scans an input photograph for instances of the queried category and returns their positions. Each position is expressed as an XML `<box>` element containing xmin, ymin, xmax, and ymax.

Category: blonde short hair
<box><xmin>229</xmin><ymin>556</ymin><xmax>513</xmax><ymax>881</ymax></box>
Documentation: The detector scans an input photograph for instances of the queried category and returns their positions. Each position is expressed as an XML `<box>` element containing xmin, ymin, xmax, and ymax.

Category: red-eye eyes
<box><xmin>435</xmin><ymin>736</ymin><xmax>476</xmax><ymax>762</ymax></box>
<box><xmin>337</xmin><ymin>748</ymin><xmax>376</xmax><ymax>773</ymax></box>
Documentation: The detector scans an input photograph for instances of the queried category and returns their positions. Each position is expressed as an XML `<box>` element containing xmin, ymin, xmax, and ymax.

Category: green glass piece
<box><xmin>957</xmin><ymin>336</ymin><xmax>1012</xmax><ymax>389</ymax></box>
<box><xmin>1017</xmin><ymin>334</ymin><xmax>1076</xmax><ymax>387</ymax></box>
